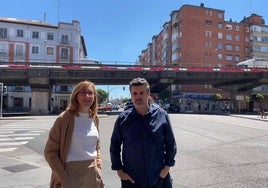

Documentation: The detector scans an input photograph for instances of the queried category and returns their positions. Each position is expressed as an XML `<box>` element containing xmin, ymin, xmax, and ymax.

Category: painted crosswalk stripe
<box><xmin>0</xmin><ymin>148</ymin><xmax>17</xmax><ymax>152</ymax></box>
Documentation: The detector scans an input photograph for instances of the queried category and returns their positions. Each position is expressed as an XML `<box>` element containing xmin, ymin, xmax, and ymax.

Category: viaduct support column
<box><xmin>28</xmin><ymin>69</ymin><xmax>52</xmax><ymax>115</ymax></box>
<box><xmin>230</xmin><ymin>91</ymin><xmax>249</xmax><ymax>114</ymax></box>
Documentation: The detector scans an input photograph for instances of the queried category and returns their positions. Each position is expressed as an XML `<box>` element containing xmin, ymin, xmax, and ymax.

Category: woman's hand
<box><xmin>96</xmin><ymin>156</ymin><xmax>102</xmax><ymax>169</ymax></box>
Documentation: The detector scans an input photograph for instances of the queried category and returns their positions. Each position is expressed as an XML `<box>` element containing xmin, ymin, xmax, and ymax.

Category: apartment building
<box><xmin>0</xmin><ymin>18</ymin><xmax>87</xmax><ymax>113</ymax></box>
<box><xmin>138</xmin><ymin>4</ymin><xmax>268</xmax><ymax>112</ymax></box>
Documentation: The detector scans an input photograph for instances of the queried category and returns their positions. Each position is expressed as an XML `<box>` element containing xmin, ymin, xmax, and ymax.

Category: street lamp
<box><xmin>107</xmin><ymin>86</ymin><xmax>125</xmax><ymax>103</ymax></box>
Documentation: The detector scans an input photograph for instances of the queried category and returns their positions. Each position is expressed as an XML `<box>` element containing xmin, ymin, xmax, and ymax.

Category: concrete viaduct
<box><xmin>1</xmin><ymin>63</ymin><xmax>268</xmax><ymax>114</ymax></box>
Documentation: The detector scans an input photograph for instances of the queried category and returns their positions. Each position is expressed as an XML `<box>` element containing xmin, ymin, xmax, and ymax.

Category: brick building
<box><xmin>138</xmin><ymin>4</ymin><xmax>268</xmax><ymax>112</ymax></box>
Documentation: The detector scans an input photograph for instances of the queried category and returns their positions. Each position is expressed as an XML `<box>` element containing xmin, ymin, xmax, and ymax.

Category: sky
<box><xmin>1</xmin><ymin>0</ymin><xmax>267</xmax><ymax>99</ymax></box>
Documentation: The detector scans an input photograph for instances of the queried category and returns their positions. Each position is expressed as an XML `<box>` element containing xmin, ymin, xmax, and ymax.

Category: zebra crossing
<box><xmin>0</xmin><ymin>118</ymin><xmax>54</xmax><ymax>152</ymax></box>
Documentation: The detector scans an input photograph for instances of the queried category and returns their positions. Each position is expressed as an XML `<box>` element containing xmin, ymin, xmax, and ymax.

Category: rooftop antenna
<box><xmin>249</xmin><ymin>0</ymin><xmax>252</xmax><ymax>15</ymax></box>
<box><xmin>43</xmin><ymin>12</ymin><xmax>46</xmax><ymax>22</ymax></box>
<box><xmin>57</xmin><ymin>0</ymin><xmax>60</xmax><ymax>22</ymax></box>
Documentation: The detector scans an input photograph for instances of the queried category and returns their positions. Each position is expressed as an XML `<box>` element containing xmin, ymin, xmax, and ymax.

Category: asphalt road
<box><xmin>0</xmin><ymin>113</ymin><xmax>267</xmax><ymax>188</ymax></box>
<box><xmin>100</xmin><ymin>113</ymin><xmax>268</xmax><ymax>188</ymax></box>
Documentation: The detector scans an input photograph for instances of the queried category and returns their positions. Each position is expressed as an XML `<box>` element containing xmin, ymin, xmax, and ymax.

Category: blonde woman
<box><xmin>44</xmin><ymin>80</ymin><xmax>103</xmax><ymax>188</ymax></box>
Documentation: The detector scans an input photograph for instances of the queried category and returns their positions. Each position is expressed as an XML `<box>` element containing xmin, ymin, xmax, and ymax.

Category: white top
<box><xmin>66</xmin><ymin>113</ymin><xmax>99</xmax><ymax>162</ymax></box>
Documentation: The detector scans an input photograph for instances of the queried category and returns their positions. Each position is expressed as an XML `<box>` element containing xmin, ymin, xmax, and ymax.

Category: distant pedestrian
<box><xmin>110</xmin><ymin>77</ymin><xmax>177</xmax><ymax>188</ymax></box>
<box><xmin>44</xmin><ymin>80</ymin><xmax>104</xmax><ymax>188</ymax></box>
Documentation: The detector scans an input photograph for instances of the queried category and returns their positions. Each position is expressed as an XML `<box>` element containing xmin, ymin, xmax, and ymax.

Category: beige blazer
<box><xmin>44</xmin><ymin>110</ymin><xmax>100</xmax><ymax>188</ymax></box>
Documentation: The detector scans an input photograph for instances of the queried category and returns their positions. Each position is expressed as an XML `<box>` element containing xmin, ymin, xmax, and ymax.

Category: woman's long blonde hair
<box><xmin>66</xmin><ymin>80</ymin><xmax>99</xmax><ymax>119</ymax></box>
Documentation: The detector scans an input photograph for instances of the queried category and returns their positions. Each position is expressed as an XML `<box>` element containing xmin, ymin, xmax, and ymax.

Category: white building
<box><xmin>0</xmin><ymin>17</ymin><xmax>87</xmax><ymax>113</ymax></box>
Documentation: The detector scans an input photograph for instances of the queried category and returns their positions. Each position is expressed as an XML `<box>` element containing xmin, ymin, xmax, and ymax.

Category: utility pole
<box><xmin>0</xmin><ymin>83</ymin><xmax>3</xmax><ymax>118</ymax></box>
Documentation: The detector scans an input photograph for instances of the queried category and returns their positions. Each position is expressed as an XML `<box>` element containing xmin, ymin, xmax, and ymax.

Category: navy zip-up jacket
<box><xmin>110</xmin><ymin>104</ymin><xmax>177</xmax><ymax>186</ymax></box>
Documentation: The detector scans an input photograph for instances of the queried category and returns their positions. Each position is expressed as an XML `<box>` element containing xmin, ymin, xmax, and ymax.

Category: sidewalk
<box><xmin>0</xmin><ymin>114</ymin><xmax>109</xmax><ymax>188</ymax></box>
<box><xmin>230</xmin><ymin>114</ymin><xmax>268</xmax><ymax>122</ymax></box>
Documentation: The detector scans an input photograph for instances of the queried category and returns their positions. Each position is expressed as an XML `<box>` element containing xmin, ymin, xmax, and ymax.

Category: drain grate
<box><xmin>3</xmin><ymin>164</ymin><xmax>37</xmax><ymax>173</ymax></box>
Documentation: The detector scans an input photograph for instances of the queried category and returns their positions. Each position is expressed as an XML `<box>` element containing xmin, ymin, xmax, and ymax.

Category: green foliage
<box><xmin>252</xmin><ymin>93</ymin><xmax>265</xmax><ymax>101</ymax></box>
<box><xmin>214</xmin><ymin>93</ymin><xmax>222</xmax><ymax>99</ymax></box>
<box><xmin>97</xmin><ymin>89</ymin><xmax>108</xmax><ymax>104</ymax></box>
<box><xmin>245</xmin><ymin>95</ymin><xmax>250</xmax><ymax>102</ymax></box>
<box><xmin>122</xmin><ymin>97</ymin><xmax>131</xmax><ymax>103</ymax></box>
<box><xmin>159</xmin><ymin>89</ymin><xmax>170</xmax><ymax>101</ymax></box>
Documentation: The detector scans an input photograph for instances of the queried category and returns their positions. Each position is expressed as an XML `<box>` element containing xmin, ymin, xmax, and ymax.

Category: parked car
<box><xmin>124</xmin><ymin>101</ymin><xmax>134</xmax><ymax>110</ymax></box>
<box><xmin>98</xmin><ymin>103</ymin><xmax>113</xmax><ymax>113</ymax></box>
<box><xmin>166</xmin><ymin>103</ymin><xmax>180</xmax><ymax>113</ymax></box>
<box><xmin>112</xmin><ymin>104</ymin><xmax>119</xmax><ymax>111</ymax></box>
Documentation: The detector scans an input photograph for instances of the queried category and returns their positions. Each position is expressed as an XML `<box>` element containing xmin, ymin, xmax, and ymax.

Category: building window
<box><xmin>0</xmin><ymin>28</ymin><xmax>8</xmax><ymax>39</ymax></box>
<box><xmin>226</xmin><ymin>24</ymin><xmax>232</xmax><ymax>30</ymax></box>
<box><xmin>235</xmin><ymin>45</ymin><xmax>240</xmax><ymax>51</ymax></box>
<box><xmin>60</xmin><ymin>48</ymin><xmax>69</xmax><ymax>59</ymax></box>
<box><xmin>61</xmin><ymin>35</ymin><xmax>69</xmax><ymax>44</ymax></box>
<box><xmin>32</xmin><ymin>31</ymin><xmax>39</xmax><ymax>39</ymax></box>
<box><xmin>226</xmin><ymin>55</ymin><xmax>233</xmax><ymax>61</ymax></box>
<box><xmin>171</xmin><ymin>12</ymin><xmax>178</xmax><ymax>22</ymax></box>
<box><xmin>235</xmin><ymin>56</ymin><xmax>240</xmax><ymax>62</ymax></box>
<box><xmin>235</xmin><ymin>26</ymin><xmax>240</xmax><ymax>31</ymax></box>
<box><xmin>217</xmin><ymin>43</ymin><xmax>223</xmax><ymax>49</ymax></box>
<box><xmin>17</xmin><ymin>29</ymin><xmax>23</xmax><ymax>37</ymax></box>
<box><xmin>172</xmin><ymin>54</ymin><xmax>178</xmax><ymax>61</ymax></box>
<box><xmin>47</xmin><ymin>33</ymin><xmax>54</xmax><ymax>40</ymax></box>
<box><xmin>262</xmin><ymin>37</ymin><xmax>268</xmax><ymax>43</ymax></box>
<box><xmin>205</xmin><ymin>31</ymin><xmax>212</xmax><ymax>37</ymax></box>
<box><xmin>245</xmin><ymin>27</ymin><xmax>249</xmax><ymax>32</ymax></box>
<box><xmin>218</xmin><ymin>12</ymin><xmax>223</xmax><ymax>19</ymax></box>
<box><xmin>0</xmin><ymin>43</ymin><xmax>8</xmax><ymax>54</ymax></box>
<box><xmin>32</xmin><ymin>46</ymin><xmax>39</xmax><ymax>54</ymax></box>
<box><xmin>15</xmin><ymin>44</ymin><xmax>24</xmax><ymax>56</ymax></box>
<box><xmin>252</xmin><ymin>46</ymin><xmax>261</xmax><ymax>52</ymax></box>
<box><xmin>235</xmin><ymin>35</ymin><xmax>240</xmax><ymax>41</ymax></box>
<box><xmin>14</xmin><ymin>97</ymin><xmax>23</xmax><ymax>108</ymax></box>
<box><xmin>206</xmin><ymin>10</ymin><xmax>212</xmax><ymax>16</ymax></box>
<box><xmin>226</xmin><ymin>34</ymin><xmax>232</xmax><ymax>40</ymax></box>
<box><xmin>226</xmin><ymin>44</ymin><xmax>233</xmax><ymax>50</ymax></box>
<box><xmin>218</xmin><ymin>23</ymin><xmax>223</xmax><ymax>29</ymax></box>
<box><xmin>245</xmin><ymin>37</ymin><xmax>249</xmax><ymax>42</ymax></box>
<box><xmin>205</xmin><ymin>20</ymin><xmax>212</xmax><ymax>25</ymax></box>
<box><xmin>47</xmin><ymin>47</ymin><xmax>54</xmax><ymax>55</ymax></box>
<box><xmin>14</xmin><ymin>86</ymin><xmax>24</xmax><ymax>91</ymax></box>
<box><xmin>218</xmin><ymin>54</ymin><xmax>222</xmax><ymax>60</ymax></box>
<box><xmin>205</xmin><ymin>42</ymin><xmax>210</xmax><ymax>47</ymax></box>
<box><xmin>60</xmin><ymin>85</ymin><xmax>68</xmax><ymax>92</ymax></box>
<box><xmin>260</xmin><ymin>46</ymin><xmax>268</xmax><ymax>53</ymax></box>
<box><xmin>218</xmin><ymin>32</ymin><xmax>223</xmax><ymax>39</ymax></box>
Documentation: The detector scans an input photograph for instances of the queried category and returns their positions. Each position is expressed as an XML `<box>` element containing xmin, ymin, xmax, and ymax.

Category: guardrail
<box><xmin>0</xmin><ymin>62</ymin><xmax>267</xmax><ymax>73</ymax></box>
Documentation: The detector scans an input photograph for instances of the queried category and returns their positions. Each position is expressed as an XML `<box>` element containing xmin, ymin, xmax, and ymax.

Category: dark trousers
<box><xmin>121</xmin><ymin>173</ymin><xmax>172</xmax><ymax>188</ymax></box>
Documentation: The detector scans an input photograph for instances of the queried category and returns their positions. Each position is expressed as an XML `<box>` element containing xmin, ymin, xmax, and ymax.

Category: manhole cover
<box><xmin>3</xmin><ymin>164</ymin><xmax>37</xmax><ymax>173</ymax></box>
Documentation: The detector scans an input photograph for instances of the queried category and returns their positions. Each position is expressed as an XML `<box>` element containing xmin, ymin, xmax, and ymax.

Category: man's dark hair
<box><xmin>129</xmin><ymin>78</ymin><xmax>150</xmax><ymax>92</ymax></box>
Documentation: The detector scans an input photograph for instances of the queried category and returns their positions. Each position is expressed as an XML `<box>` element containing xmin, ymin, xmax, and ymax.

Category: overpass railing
<box><xmin>0</xmin><ymin>61</ymin><xmax>267</xmax><ymax>73</ymax></box>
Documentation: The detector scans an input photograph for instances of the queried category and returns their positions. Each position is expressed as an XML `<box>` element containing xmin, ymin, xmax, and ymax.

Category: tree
<box><xmin>214</xmin><ymin>93</ymin><xmax>222</xmax><ymax>100</ymax></box>
<box><xmin>122</xmin><ymin>98</ymin><xmax>131</xmax><ymax>103</ymax></box>
<box><xmin>97</xmin><ymin>89</ymin><xmax>108</xmax><ymax>104</ymax></box>
<box><xmin>252</xmin><ymin>93</ymin><xmax>265</xmax><ymax>109</ymax></box>
<box><xmin>159</xmin><ymin>89</ymin><xmax>170</xmax><ymax>101</ymax></box>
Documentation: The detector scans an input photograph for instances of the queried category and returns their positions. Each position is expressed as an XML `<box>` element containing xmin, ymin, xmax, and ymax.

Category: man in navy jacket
<box><xmin>110</xmin><ymin>78</ymin><xmax>177</xmax><ymax>188</ymax></box>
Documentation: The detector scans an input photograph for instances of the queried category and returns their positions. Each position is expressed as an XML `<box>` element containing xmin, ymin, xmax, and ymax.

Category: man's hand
<box><xmin>160</xmin><ymin>165</ymin><xmax>170</xmax><ymax>178</ymax></box>
<box><xmin>117</xmin><ymin>169</ymin><xmax>135</xmax><ymax>184</ymax></box>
